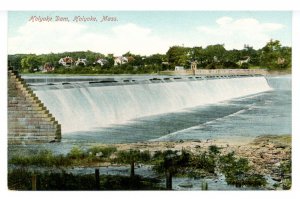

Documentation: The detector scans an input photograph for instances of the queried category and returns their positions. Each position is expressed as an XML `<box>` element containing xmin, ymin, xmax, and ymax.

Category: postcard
<box><xmin>7</xmin><ymin>11</ymin><xmax>291</xmax><ymax>191</ymax></box>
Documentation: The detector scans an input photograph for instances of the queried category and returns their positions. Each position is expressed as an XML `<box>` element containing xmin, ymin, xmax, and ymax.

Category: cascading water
<box><xmin>32</xmin><ymin>76</ymin><xmax>272</xmax><ymax>134</ymax></box>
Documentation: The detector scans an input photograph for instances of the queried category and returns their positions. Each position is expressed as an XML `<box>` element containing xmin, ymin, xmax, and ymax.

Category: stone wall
<box><xmin>159</xmin><ymin>69</ymin><xmax>268</xmax><ymax>76</ymax></box>
<box><xmin>8</xmin><ymin>70</ymin><xmax>61</xmax><ymax>144</ymax></box>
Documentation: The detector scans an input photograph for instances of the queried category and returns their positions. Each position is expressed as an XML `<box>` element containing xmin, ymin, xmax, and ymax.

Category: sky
<box><xmin>7</xmin><ymin>11</ymin><xmax>292</xmax><ymax>56</ymax></box>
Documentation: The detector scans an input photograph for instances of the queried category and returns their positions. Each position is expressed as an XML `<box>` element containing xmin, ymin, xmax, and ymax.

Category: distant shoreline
<box><xmin>19</xmin><ymin>69</ymin><xmax>291</xmax><ymax>77</ymax></box>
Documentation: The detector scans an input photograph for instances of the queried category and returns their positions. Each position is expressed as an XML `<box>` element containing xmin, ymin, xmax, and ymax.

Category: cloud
<box><xmin>8</xmin><ymin>17</ymin><xmax>288</xmax><ymax>55</ymax></box>
<box><xmin>196</xmin><ymin>16</ymin><xmax>285</xmax><ymax>49</ymax></box>
<box><xmin>8</xmin><ymin>22</ymin><xmax>173</xmax><ymax>55</ymax></box>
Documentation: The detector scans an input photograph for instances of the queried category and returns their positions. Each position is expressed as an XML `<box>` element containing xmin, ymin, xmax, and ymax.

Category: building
<box><xmin>58</xmin><ymin>56</ymin><xmax>74</xmax><ymax>67</ymax></box>
<box><xmin>43</xmin><ymin>62</ymin><xmax>55</xmax><ymax>72</ymax></box>
<box><xmin>75</xmin><ymin>58</ymin><xmax>88</xmax><ymax>66</ymax></box>
<box><xmin>114</xmin><ymin>56</ymin><xmax>128</xmax><ymax>66</ymax></box>
<box><xmin>237</xmin><ymin>56</ymin><xmax>250</xmax><ymax>66</ymax></box>
<box><xmin>93</xmin><ymin>58</ymin><xmax>108</xmax><ymax>66</ymax></box>
<box><xmin>175</xmin><ymin>66</ymin><xmax>185</xmax><ymax>71</ymax></box>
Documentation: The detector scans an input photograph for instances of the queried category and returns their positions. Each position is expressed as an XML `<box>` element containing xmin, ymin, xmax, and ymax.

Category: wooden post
<box><xmin>166</xmin><ymin>170</ymin><xmax>172</xmax><ymax>190</ymax></box>
<box><xmin>130</xmin><ymin>161</ymin><xmax>135</xmax><ymax>178</ymax></box>
<box><xmin>95</xmin><ymin>168</ymin><xmax>100</xmax><ymax>190</ymax></box>
<box><xmin>32</xmin><ymin>174</ymin><xmax>37</xmax><ymax>190</ymax></box>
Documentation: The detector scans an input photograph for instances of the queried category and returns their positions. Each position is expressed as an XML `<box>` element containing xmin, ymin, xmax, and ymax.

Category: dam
<box><xmin>16</xmin><ymin>73</ymin><xmax>292</xmax><ymax>145</ymax></box>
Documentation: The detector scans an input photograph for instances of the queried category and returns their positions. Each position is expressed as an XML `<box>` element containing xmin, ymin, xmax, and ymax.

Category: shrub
<box><xmin>67</xmin><ymin>147</ymin><xmax>86</xmax><ymax>159</ymax></box>
<box><xmin>87</xmin><ymin>146</ymin><xmax>117</xmax><ymax>158</ymax></box>
<box><xmin>219</xmin><ymin>152</ymin><xmax>266</xmax><ymax>187</ymax></box>
<box><xmin>9</xmin><ymin>150</ymin><xmax>71</xmax><ymax>167</ymax></box>
<box><xmin>191</xmin><ymin>152</ymin><xmax>216</xmax><ymax>174</ymax></box>
<box><xmin>208</xmin><ymin>145</ymin><xmax>220</xmax><ymax>155</ymax></box>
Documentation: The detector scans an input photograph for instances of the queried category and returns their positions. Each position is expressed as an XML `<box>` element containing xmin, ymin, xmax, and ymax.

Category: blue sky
<box><xmin>8</xmin><ymin>11</ymin><xmax>292</xmax><ymax>55</ymax></box>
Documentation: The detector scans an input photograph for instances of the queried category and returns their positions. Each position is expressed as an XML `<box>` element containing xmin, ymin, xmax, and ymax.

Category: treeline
<box><xmin>8</xmin><ymin>39</ymin><xmax>291</xmax><ymax>74</ymax></box>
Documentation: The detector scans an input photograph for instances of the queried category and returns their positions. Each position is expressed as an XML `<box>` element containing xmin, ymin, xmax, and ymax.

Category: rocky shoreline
<box><xmin>108</xmin><ymin>135</ymin><xmax>291</xmax><ymax>181</ymax></box>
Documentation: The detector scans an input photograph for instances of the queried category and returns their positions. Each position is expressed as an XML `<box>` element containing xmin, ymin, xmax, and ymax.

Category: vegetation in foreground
<box><xmin>8</xmin><ymin>168</ymin><xmax>162</xmax><ymax>190</ymax></box>
<box><xmin>8</xmin><ymin>141</ymin><xmax>292</xmax><ymax>191</ymax></box>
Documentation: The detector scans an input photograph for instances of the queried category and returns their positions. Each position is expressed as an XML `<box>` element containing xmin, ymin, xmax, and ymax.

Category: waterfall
<box><xmin>33</xmin><ymin>76</ymin><xmax>271</xmax><ymax>133</ymax></box>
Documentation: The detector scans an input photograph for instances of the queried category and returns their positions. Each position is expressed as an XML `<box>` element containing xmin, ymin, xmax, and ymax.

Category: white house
<box><xmin>93</xmin><ymin>58</ymin><xmax>108</xmax><ymax>66</ymax></box>
<box><xmin>75</xmin><ymin>58</ymin><xmax>88</xmax><ymax>66</ymax></box>
<box><xmin>237</xmin><ymin>56</ymin><xmax>250</xmax><ymax>66</ymax></box>
<box><xmin>58</xmin><ymin>56</ymin><xmax>74</xmax><ymax>67</ymax></box>
<box><xmin>114</xmin><ymin>56</ymin><xmax>128</xmax><ymax>66</ymax></box>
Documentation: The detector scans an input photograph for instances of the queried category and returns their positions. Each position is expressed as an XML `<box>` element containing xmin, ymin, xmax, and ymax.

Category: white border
<box><xmin>0</xmin><ymin>0</ymin><xmax>298</xmax><ymax>10</ymax></box>
<box><xmin>0</xmin><ymin>10</ymin><xmax>8</xmax><ymax>194</ymax></box>
<box><xmin>1</xmin><ymin>1</ymin><xmax>300</xmax><ymax>199</ymax></box>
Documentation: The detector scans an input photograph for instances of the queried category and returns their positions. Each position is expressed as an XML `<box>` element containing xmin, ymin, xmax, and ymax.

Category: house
<box><xmin>43</xmin><ymin>62</ymin><xmax>55</xmax><ymax>72</ymax></box>
<box><xmin>277</xmin><ymin>57</ymin><xmax>285</xmax><ymax>64</ymax></box>
<box><xmin>190</xmin><ymin>60</ymin><xmax>198</xmax><ymax>70</ymax></box>
<box><xmin>175</xmin><ymin>66</ymin><xmax>185</xmax><ymax>71</ymax></box>
<box><xmin>114</xmin><ymin>56</ymin><xmax>128</xmax><ymax>65</ymax></box>
<box><xmin>93</xmin><ymin>58</ymin><xmax>108</xmax><ymax>66</ymax></box>
<box><xmin>58</xmin><ymin>56</ymin><xmax>74</xmax><ymax>67</ymax></box>
<box><xmin>75</xmin><ymin>58</ymin><xmax>88</xmax><ymax>66</ymax></box>
<box><xmin>237</xmin><ymin>56</ymin><xmax>250</xmax><ymax>66</ymax></box>
<box><xmin>213</xmin><ymin>56</ymin><xmax>219</xmax><ymax>62</ymax></box>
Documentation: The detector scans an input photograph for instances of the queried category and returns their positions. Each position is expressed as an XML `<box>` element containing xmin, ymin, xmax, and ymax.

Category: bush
<box><xmin>87</xmin><ymin>146</ymin><xmax>117</xmax><ymax>158</ymax></box>
<box><xmin>219</xmin><ymin>152</ymin><xmax>266</xmax><ymax>187</ymax></box>
<box><xmin>9</xmin><ymin>150</ymin><xmax>71</xmax><ymax>167</ymax></box>
<box><xmin>191</xmin><ymin>152</ymin><xmax>216</xmax><ymax>174</ymax></box>
<box><xmin>8</xmin><ymin>168</ymin><xmax>163</xmax><ymax>190</ymax></box>
<box><xmin>208</xmin><ymin>145</ymin><xmax>220</xmax><ymax>155</ymax></box>
<box><xmin>67</xmin><ymin>147</ymin><xmax>86</xmax><ymax>159</ymax></box>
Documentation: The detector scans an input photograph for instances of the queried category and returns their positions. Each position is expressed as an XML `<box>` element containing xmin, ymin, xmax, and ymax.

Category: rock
<box><xmin>275</xmin><ymin>144</ymin><xmax>286</xmax><ymax>149</ymax></box>
<box><xmin>272</xmin><ymin>177</ymin><xmax>282</xmax><ymax>182</ymax></box>
<box><xmin>178</xmin><ymin>182</ymin><xmax>193</xmax><ymax>188</ymax></box>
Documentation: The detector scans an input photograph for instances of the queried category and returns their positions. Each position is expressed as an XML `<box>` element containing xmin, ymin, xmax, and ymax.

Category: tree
<box><xmin>204</xmin><ymin>44</ymin><xmax>226</xmax><ymax>63</ymax></box>
<box><xmin>21</xmin><ymin>55</ymin><xmax>42</xmax><ymax>72</ymax></box>
<box><xmin>8</xmin><ymin>54</ymin><xmax>27</xmax><ymax>71</ymax></box>
<box><xmin>166</xmin><ymin>46</ymin><xmax>189</xmax><ymax>67</ymax></box>
<box><xmin>260</xmin><ymin>39</ymin><xmax>291</xmax><ymax>70</ymax></box>
<box><xmin>115</xmin><ymin>150</ymin><xmax>150</xmax><ymax>177</ymax></box>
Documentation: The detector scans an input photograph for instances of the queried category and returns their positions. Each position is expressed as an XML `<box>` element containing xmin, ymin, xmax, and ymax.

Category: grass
<box><xmin>9</xmin><ymin>146</ymin><xmax>118</xmax><ymax>168</ymax></box>
<box><xmin>8</xmin><ymin>168</ymin><xmax>163</xmax><ymax>190</ymax></box>
<box><xmin>252</xmin><ymin>135</ymin><xmax>291</xmax><ymax>146</ymax></box>
<box><xmin>8</xmin><ymin>142</ymin><xmax>289</xmax><ymax>190</ymax></box>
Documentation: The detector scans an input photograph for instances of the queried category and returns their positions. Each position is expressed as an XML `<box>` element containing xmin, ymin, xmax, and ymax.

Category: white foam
<box><xmin>34</xmin><ymin>76</ymin><xmax>272</xmax><ymax>134</ymax></box>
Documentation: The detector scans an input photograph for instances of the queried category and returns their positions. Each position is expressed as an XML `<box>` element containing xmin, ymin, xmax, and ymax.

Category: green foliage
<box><xmin>20</xmin><ymin>54</ymin><xmax>42</xmax><ymax>72</ymax></box>
<box><xmin>279</xmin><ymin>160</ymin><xmax>292</xmax><ymax>190</ymax></box>
<box><xmin>8</xmin><ymin>168</ymin><xmax>163</xmax><ymax>190</ymax></box>
<box><xmin>219</xmin><ymin>152</ymin><xmax>266</xmax><ymax>187</ymax></box>
<box><xmin>166</xmin><ymin>46</ymin><xmax>189</xmax><ymax>67</ymax></box>
<box><xmin>114</xmin><ymin>150</ymin><xmax>151</xmax><ymax>177</ymax></box>
<box><xmin>190</xmin><ymin>151</ymin><xmax>216</xmax><ymax>174</ymax></box>
<box><xmin>208</xmin><ymin>145</ymin><xmax>220</xmax><ymax>155</ymax></box>
<box><xmin>115</xmin><ymin>150</ymin><xmax>151</xmax><ymax>164</ymax></box>
<box><xmin>9</xmin><ymin>150</ymin><xmax>71</xmax><ymax>167</ymax></box>
<box><xmin>87</xmin><ymin>146</ymin><xmax>117</xmax><ymax>158</ymax></box>
<box><xmin>260</xmin><ymin>39</ymin><xmax>291</xmax><ymax>70</ymax></box>
<box><xmin>67</xmin><ymin>147</ymin><xmax>86</xmax><ymax>160</ymax></box>
<box><xmin>204</xmin><ymin>44</ymin><xmax>226</xmax><ymax>63</ymax></box>
<box><xmin>8</xmin><ymin>40</ymin><xmax>291</xmax><ymax>74</ymax></box>
<box><xmin>152</xmin><ymin>150</ymin><xmax>192</xmax><ymax>175</ymax></box>
<box><xmin>282</xmin><ymin>179</ymin><xmax>292</xmax><ymax>190</ymax></box>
